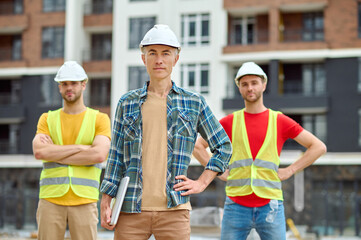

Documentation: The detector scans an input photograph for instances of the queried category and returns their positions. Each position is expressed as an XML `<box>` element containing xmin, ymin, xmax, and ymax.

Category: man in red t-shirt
<box><xmin>193</xmin><ymin>62</ymin><xmax>326</xmax><ymax>240</ymax></box>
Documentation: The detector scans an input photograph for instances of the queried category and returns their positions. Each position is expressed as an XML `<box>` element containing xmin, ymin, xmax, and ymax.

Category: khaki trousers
<box><xmin>36</xmin><ymin>199</ymin><xmax>98</xmax><ymax>240</ymax></box>
<box><xmin>114</xmin><ymin>210</ymin><xmax>190</xmax><ymax>240</ymax></box>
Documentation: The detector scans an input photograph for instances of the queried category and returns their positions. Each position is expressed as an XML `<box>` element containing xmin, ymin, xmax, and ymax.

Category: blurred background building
<box><xmin>0</xmin><ymin>0</ymin><xmax>360</xmax><ymax>237</ymax></box>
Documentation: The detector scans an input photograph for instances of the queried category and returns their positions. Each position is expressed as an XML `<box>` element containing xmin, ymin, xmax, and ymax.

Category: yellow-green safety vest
<box><xmin>39</xmin><ymin>107</ymin><xmax>102</xmax><ymax>200</ymax></box>
<box><xmin>225</xmin><ymin>109</ymin><xmax>283</xmax><ymax>200</ymax></box>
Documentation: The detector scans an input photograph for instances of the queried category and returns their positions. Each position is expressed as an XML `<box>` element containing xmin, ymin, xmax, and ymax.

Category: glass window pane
<box><xmin>302</xmin><ymin>65</ymin><xmax>313</xmax><ymax>95</ymax></box>
<box><xmin>202</xmin><ymin>20</ymin><xmax>209</xmax><ymax>37</ymax></box>
<box><xmin>188</xmin><ymin>71</ymin><xmax>195</xmax><ymax>87</ymax></box>
<box><xmin>43</xmin><ymin>0</ymin><xmax>65</xmax><ymax>12</ymax></box>
<box><xmin>42</xmin><ymin>27</ymin><xmax>64</xmax><ymax>58</ymax></box>
<box><xmin>129</xmin><ymin>66</ymin><xmax>148</xmax><ymax>90</ymax></box>
<box><xmin>315</xmin><ymin>115</ymin><xmax>327</xmax><ymax>143</ymax></box>
<box><xmin>314</xmin><ymin>64</ymin><xmax>326</xmax><ymax>95</ymax></box>
<box><xmin>90</xmin><ymin>78</ymin><xmax>111</xmax><ymax>106</ymax></box>
<box><xmin>359</xmin><ymin>109</ymin><xmax>361</xmax><ymax>147</ymax></box>
<box><xmin>189</xmin><ymin>22</ymin><xmax>196</xmax><ymax>37</ymax></box>
<box><xmin>182</xmin><ymin>13</ymin><xmax>209</xmax><ymax>46</ymax></box>
<box><xmin>302</xmin><ymin>115</ymin><xmax>313</xmax><ymax>132</ymax></box>
<box><xmin>129</xmin><ymin>17</ymin><xmax>156</xmax><ymax>49</ymax></box>
<box><xmin>40</xmin><ymin>75</ymin><xmax>62</xmax><ymax>106</ymax></box>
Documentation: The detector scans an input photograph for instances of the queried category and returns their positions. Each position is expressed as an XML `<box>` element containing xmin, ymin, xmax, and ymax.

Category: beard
<box><xmin>62</xmin><ymin>91</ymin><xmax>81</xmax><ymax>104</ymax></box>
<box><xmin>242</xmin><ymin>91</ymin><xmax>262</xmax><ymax>103</ymax></box>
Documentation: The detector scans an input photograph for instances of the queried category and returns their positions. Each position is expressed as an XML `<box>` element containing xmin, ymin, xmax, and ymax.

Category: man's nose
<box><xmin>155</xmin><ymin>55</ymin><xmax>163</xmax><ymax>64</ymax></box>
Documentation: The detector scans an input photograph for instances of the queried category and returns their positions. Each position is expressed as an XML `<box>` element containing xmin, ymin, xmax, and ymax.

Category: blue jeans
<box><xmin>221</xmin><ymin>197</ymin><xmax>286</xmax><ymax>240</ymax></box>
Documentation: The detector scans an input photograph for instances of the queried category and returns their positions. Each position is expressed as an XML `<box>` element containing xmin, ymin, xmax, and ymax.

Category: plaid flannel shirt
<box><xmin>100</xmin><ymin>81</ymin><xmax>232</xmax><ymax>213</ymax></box>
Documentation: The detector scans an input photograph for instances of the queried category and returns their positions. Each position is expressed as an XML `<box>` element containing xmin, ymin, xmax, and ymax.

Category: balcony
<box><xmin>0</xmin><ymin>139</ymin><xmax>19</xmax><ymax>154</ymax></box>
<box><xmin>83</xmin><ymin>48</ymin><xmax>111</xmax><ymax>62</ymax></box>
<box><xmin>281</xmin><ymin>12</ymin><xmax>324</xmax><ymax>42</ymax></box>
<box><xmin>0</xmin><ymin>1</ymin><xmax>23</xmax><ymax>15</ymax></box>
<box><xmin>83</xmin><ymin>48</ymin><xmax>112</xmax><ymax>75</ymax></box>
<box><xmin>0</xmin><ymin>92</ymin><xmax>20</xmax><ymax>105</ymax></box>
<box><xmin>84</xmin><ymin>1</ymin><xmax>112</xmax><ymax>15</ymax></box>
<box><xmin>0</xmin><ymin>46</ymin><xmax>21</xmax><ymax>62</ymax></box>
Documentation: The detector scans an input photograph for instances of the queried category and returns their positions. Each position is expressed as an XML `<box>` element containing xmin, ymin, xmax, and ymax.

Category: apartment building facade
<box><xmin>0</xmin><ymin>0</ymin><xmax>361</xmax><ymax>237</ymax></box>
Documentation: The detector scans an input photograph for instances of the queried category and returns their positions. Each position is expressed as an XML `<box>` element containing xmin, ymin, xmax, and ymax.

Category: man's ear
<box><xmin>262</xmin><ymin>81</ymin><xmax>267</xmax><ymax>92</ymax></box>
<box><xmin>141</xmin><ymin>54</ymin><xmax>146</xmax><ymax>65</ymax></box>
<box><xmin>82</xmin><ymin>81</ymin><xmax>87</xmax><ymax>90</ymax></box>
<box><xmin>173</xmin><ymin>54</ymin><xmax>180</xmax><ymax>67</ymax></box>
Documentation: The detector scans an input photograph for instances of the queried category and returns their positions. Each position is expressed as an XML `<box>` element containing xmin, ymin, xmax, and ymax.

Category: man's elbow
<box><xmin>320</xmin><ymin>142</ymin><xmax>327</xmax><ymax>155</ymax></box>
<box><xmin>94</xmin><ymin>153</ymin><xmax>107</xmax><ymax>164</ymax></box>
<box><xmin>33</xmin><ymin>150</ymin><xmax>44</xmax><ymax>160</ymax></box>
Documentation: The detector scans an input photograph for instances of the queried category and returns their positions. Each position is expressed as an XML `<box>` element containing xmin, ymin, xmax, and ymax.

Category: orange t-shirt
<box><xmin>36</xmin><ymin>109</ymin><xmax>111</xmax><ymax>206</ymax></box>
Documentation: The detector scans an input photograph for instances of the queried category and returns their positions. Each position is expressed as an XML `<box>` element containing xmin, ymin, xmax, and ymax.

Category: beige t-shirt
<box><xmin>141</xmin><ymin>91</ymin><xmax>191</xmax><ymax>211</ymax></box>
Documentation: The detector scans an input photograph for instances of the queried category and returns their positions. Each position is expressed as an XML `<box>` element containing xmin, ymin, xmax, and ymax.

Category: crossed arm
<box><xmin>32</xmin><ymin>133</ymin><xmax>110</xmax><ymax>165</ymax></box>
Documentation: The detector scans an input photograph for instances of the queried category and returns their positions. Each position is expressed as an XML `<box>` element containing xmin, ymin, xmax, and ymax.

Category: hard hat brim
<box><xmin>54</xmin><ymin>78</ymin><xmax>88</xmax><ymax>82</ymax></box>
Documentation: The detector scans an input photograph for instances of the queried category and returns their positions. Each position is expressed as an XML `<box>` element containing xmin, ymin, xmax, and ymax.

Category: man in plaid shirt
<box><xmin>100</xmin><ymin>24</ymin><xmax>232</xmax><ymax>240</ymax></box>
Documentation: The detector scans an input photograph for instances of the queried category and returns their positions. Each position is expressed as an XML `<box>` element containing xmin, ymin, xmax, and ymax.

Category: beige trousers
<box><xmin>36</xmin><ymin>199</ymin><xmax>98</xmax><ymax>240</ymax></box>
<box><xmin>114</xmin><ymin>210</ymin><xmax>190</xmax><ymax>240</ymax></box>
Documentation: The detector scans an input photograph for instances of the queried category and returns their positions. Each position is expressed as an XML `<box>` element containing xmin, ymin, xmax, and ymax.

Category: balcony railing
<box><xmin>0</xmin><ymin>93</ymin><xmax>20</xmax><ymax>105</ymax></box>
<box><xmin>83</xmin><ymin>48</ymin><xmax>111</xmax><ymax>61</ymax></box>
<box><xmin>0</xmin><ymin>48</ymin><xmax>22</xmax><ymax>62</ymax></box>
<box><xmin>0</xmin><ymin>140</ymin><xmax>18</xmax><ymax>154</ymax></box>
<box><xmin>282</xmin><ymin>29</ymin><xmax>324</xmax><ymax>42</ymax></box>
<box><xmin>0</xmin><ymin>1</ymin><xmax>23</xmax><ymax>15</ymax></box>
<box><xmin>229</xmin><ymin>29</ymin><xmax>269</xmax><ymax>45</ymax></box>
<box><xmin>84</xmin><ymin>1</ymin><xmax>113</xmax><ymax>15</ymax></box>
<box><xmin>283</xmin><ymin>80</ymin><xmax>326</xmax><ymax>96</ymax></box>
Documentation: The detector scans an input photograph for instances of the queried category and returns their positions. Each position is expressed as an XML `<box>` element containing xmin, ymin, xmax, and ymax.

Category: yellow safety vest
<box><xmin>225</xmin><ymin>109</ymin><xmax>283</xmax><ymax>200</ymax></box>
<box><xmin>39</xmin><ymin>107</ymin><xmax>102</xmax><ymax>200</ymax></box>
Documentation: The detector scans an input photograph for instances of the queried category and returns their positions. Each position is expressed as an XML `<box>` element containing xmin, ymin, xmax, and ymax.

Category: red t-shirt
<box><xmin>220</xmin><ymin>109</ymin><xmax>303</xmax><ymax>207</ymax></box>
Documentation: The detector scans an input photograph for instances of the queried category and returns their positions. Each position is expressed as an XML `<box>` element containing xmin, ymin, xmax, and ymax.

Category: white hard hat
<box><xmin>234</xmin><ymin>62</ymin><xmax>267</xmax><ymax>87</ymax></box>
<box><xmin>139</xmin><ymin>24</ymin><xmax>181</xmax><ymax>50</ymax></box>
<box><xmin>54</xmin><ymin>61</ymin><xmax>88</xmax><ymax>82</ymax></box>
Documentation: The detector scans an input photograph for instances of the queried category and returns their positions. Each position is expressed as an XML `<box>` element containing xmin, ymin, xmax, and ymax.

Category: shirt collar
<box><xmin>140</xmin><ymin>80</ymin><xmax>181</xmax><ymax>98</ymax></box>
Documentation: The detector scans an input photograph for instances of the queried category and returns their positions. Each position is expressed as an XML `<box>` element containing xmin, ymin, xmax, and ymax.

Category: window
<box><xmin>358</xmin><ymin>2</ymin><xmax>361</xmax><ymax>38</ymax></box>
<box><xmin>303</xmin><ymin>12</ymin><xmax>324</xmax><ymax>41</ymax></box>
<box><xmin>91</xmin><ymin>34</ymin><xmax>112</xmax><ymax>60</ymax></box>
<box><xmin>181</xmin><ymin>14</ymin><xmax>210</xmax><ymax>47</ymax></box>
<box><xmin>42</xmin><ymin>27</ymin><xmax>64</xmax><ymax>59</ymax></box>
<box><xmin>181</xmin><ymin>63</ymin><xmax>209</xmax><ymax>94</ymax></box>
<box><xmin>359</xmin><ymin>109</ymin><xmax>361</xmax><ymax>147</ymax></box>
<box><xmin>128</xmin><ymin>66</ymin><xmax>148</xmax><ymax>90</ymax></box>
<box><xmin>229</xmin><ymin>17</ymin><xmax>255</xmax><ymax>45</ymax></box>
<box><xmin>302</xmin><ymin>63</ymin><xmax>326</xmax><ymax>96</ymax></box>
<box><xmin>0</xmin><ymin>79</ymin><xmax>21</xmax><ymax>105</ymax></box>
<box><xmin>12</xmin><ymin>35</ymin><xmax>22</xmax><ymax>60</ymax></box>
<box><xmin>0</xmin><ymin>0</ymin><xmax>23</xmax><ymax>15</ymax></box>
<box><xmin>129</xmin><ymin>17</ymin><xmax>156</xmax><ymax>49</ymax></box>
<box><xmin>91</xmin><ymin>0</ymin><xmax>112</xmax><ymax>14</ymax></box>
<box><xmin>90</xmin><ymin>78</ymin><xmax>111</xmax><ymax>106</ymax></box>
<box><xmin>0</xmin><ymin>124</ymin><xmax>20</xmax><ymax>154</ymax></box>
<box><xmin>303</xmin><ymin>114</ymin><xmax>327</xmax><ymax>143</ymax></box>
<box><xmin>43</xmin><ymin>0</ymin><xmax>65</xmax><ymax>12</ymax></box>
<box><xmin>40</xmin><ymin>75</ymin><xmax>62</xmax><ymax>106</ymax></box>
<box><xmin>357</xmin><ymin>58</ymin><xmax>361</xmax><ymax>93</ymax></box>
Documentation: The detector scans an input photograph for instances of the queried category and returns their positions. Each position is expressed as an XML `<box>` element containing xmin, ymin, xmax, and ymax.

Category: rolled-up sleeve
<box><xmin>197</xmin><ymin>96</ymin><xmax>232</xmax><ymax>174</ymax></box>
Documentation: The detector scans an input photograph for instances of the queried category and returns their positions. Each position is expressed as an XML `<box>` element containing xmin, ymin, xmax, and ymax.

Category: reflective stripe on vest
<box><xmin>225</xmin><ymin>109</ymin><xmax>283</xmax><ymax>200</ymax></box>
<box><xmin>39</xmin><ymin>107</ymin><xmax>101</xmax><ymax>200</ymax></box>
